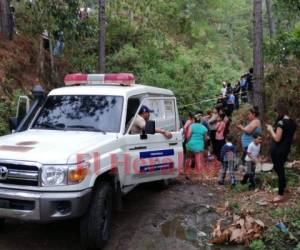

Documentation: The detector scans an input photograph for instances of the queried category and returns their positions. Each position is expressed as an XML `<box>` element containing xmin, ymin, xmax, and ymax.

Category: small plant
<box><xmin>0</xmin><ymin>89</ymin><xmax>28</xmax><ymax>136</ymax></box>
<box><xmin>229</xmin><ymin>201</ymin><xmax>240</xmax><ymax>213</ymax></box>
<box><xmin>249</xmin><ymin>239</ymin><xmax>266</xmax><ymax>250</ymax></box>
<box><xmin>256</xmin><ymin>172</ymin><xmax>277</xmax><ymax>190</ymax></box>
<box><xmin>291</xmin><ymin>220</ymin><xmax>300</xmax><ymax>230</ymax></box>
<box><xmin>295</xmin><ymin>242</ymin><xmax>300</xmax><ymax>250</ymax></box>
<box><xmin>286</xmin><ymin>169</ymin><xmax>299</xmax><ymax>187</ymax></box>
<box><xmin>233</xmin><ymin>183</ymin><xmax>249</xmax><ymax>193</ymax></box>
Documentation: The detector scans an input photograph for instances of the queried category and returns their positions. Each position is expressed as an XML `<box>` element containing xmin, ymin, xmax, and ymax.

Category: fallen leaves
<box><xmin>287</xmin><ymin>161</ymin><xmax>300</xmax><ymax>169</ymax></box>
<box><xmin>210</xmin><ymin>214</ymin><xmax>265</xmax><ymax>245</ymax></box>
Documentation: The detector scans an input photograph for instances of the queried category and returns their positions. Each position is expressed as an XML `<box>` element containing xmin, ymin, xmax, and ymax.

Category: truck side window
<box><xmin>125</xmin><ymin>97</ymin><xmax>140</xmax><ymax>131</ymax></box>
<box><xmin>147</xmin><ymin>99</ymin><xmax>177</xmax><ymax>132</ymax></box>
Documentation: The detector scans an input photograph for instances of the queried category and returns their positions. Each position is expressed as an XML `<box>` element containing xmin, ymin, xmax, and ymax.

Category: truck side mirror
<box><xmin>9</xmin><ymin>96</ymin><xmax>30</xmax><ymax>133</ymax></box>
<box><xmin>145</xmin><ymin>120</ymin><xmax>155</xmax><ymax>134</ymax></box>
<box><xmin>140</xmin><ymin>120</ymin><xmax>155</xmax><ymax>140</ymax></box>
<box><xmin>16</xmin><ymin>96</ymin><xmax>30</xmax><ymax>120</ymax></box>
<box><xmin>9</xmin><ymin>117</ymin><xmax>18</xmax><ymax>131</ymax></box>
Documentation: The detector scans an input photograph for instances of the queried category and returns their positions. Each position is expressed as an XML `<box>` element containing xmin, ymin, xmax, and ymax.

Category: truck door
<box><xmin>120</xmin><ymin>97</ymin><xmax>183</xmax><ymax>186</ymax></box>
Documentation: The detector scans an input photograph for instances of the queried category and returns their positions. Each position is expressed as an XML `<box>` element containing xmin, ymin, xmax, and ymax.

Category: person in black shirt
<box><xmin>226</xmin><ymin>82</ymin><xmax>233</xmax><ymax>96</ymax></box>
<box><xmin>233</xmin><ymin>80</ymin><xmax>241</xmax><ymax>109</ymax></box>
<box><xmin>266</xmin><ymin>102</ymin><xmax>297</xmax><ymax>203</ymax></box>
<box><xmin>246</xmin><ymin>68</ymin><xmax>254</xmax><ymax>104</ymax></box>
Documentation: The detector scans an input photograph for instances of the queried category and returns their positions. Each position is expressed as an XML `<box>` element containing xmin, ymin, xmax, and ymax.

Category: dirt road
<box><xmin>0</xmin><ymin>179</ymin><xmax>239</xmax><ymax>250</ymax></box>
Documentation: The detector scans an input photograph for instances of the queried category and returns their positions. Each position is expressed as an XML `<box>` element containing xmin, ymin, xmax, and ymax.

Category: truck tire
<box><xmin>0</xmin><ymin>219</ymin><xmax>5</xmax><ymax>229</ymax></box>
<box><xmin>80</xmin><ymin>182</ymin><xmax>113</xmax><ymax>250</ymax></box>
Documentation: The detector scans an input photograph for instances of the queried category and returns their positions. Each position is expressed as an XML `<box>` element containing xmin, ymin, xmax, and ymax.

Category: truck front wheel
<box><xmin>0</xmin><ymin>219</ymin><xmax>5</xmax><ymax>229</ymax></box>
<box><xmin>80</xmin><ymin>182</ymin><xmax>113</xmax><ymax>250</ymax></box>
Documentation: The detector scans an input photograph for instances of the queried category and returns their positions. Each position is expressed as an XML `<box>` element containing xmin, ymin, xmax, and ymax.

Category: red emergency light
<box><xmin>64</xmin><ymin>73</ymin><xmax>135</xmax><ymax>86</ymax></box>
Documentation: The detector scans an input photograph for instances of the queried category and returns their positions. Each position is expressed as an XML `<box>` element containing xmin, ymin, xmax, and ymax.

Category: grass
<box><xmin>232</xmin><ymin>183</ymin><xmax>249</xmax><ymax>192</ymax></box>
<box><xmin>223</xmin><ymin>167</ymin><xmax>300</xmax><ymax>249</ymax></box>
<box><xmin>263</xmin><ymin>202</ymin><xmax>300</xmax><ymax>249</ymax></box>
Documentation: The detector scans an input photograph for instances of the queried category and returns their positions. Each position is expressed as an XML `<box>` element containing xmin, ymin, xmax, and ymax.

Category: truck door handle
<box><xmin>129</xmin><ymin>146</ymin><xmax>147</xmax><ymax>151</ymax></box>
<box><xmin>169</xmin><ymin>142</ymin><xmax>178</xmax><ymax>146</ymax></box>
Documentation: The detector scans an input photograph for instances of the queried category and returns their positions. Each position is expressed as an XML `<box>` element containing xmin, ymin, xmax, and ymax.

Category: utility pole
<box><xmin>253</xmin><ymin>0</ymin><xmax>265</xmax><ymax>119</ymax></box>
<box><xmin>98</xmin><ymin>0</ymin><xmax>106</xmax><ymax>73</ymax></box>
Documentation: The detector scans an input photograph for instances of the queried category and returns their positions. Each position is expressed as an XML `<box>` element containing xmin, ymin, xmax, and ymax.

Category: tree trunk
<box><xmin>98</xmin><ymin>0</ymin><xmax>106</xmax><ymax>73</ymax></box>
<box><xmin>266</xmin><ymin>0</ymin><xmax>276</xmax><ymax>38</ymax></box>
<box><xmin>38</xmin><ymin>36</ymin><xmax>45</xmax><ymax>79</ymax></box>
<box><xmin>0</xmin><ymin>0</ymin><xmax>13</xmax><ymax>40</ymax></box>
<box><xmin>48</xmin><ymin>32</ymin><xmax>57</xmax><ymax>85</ymax></box>
<box><xmin>253</xmin><ymin>0</ymin><xmax>265</xmax><ymax>119</ymax></box>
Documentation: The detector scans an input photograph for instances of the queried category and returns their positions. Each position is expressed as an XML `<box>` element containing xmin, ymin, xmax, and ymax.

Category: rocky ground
<box><xmin>1</xmin><ymin>161</ymin><xmax>300</xmax><ymax>250</ymax></box>
<box><xmin>0</xmin><ymin>176</ymin><xmax>243</xmax><ymax>250</ymax></box>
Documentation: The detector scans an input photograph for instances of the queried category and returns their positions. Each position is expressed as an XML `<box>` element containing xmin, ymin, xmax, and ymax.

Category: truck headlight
<box><xmin>42</xmin><ymin>165</ymin><xmax>68</xmax><ymax>186</ymax></box>
<box><xmin>41</xmin><ymin>162</ymin><xmax>90</xmax><ymax>186</ymax></box>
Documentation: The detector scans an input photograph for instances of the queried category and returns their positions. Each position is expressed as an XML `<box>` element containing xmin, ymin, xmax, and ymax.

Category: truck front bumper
<box><xmin>0</xmin><ymin>187</ymin><xmax>92</xmax><ymax>222</ymax></box>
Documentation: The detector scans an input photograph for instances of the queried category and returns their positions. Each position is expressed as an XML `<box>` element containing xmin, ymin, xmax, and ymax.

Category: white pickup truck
<box><xmin>0</xmin><ymin>73</ymin><xmax>183</xmax><ymax>249</ymax></box>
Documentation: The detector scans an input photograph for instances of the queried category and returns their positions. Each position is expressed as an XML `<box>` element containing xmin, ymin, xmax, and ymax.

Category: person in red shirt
<box><xmin>215</xmin><ymin>113</ymin><xmax>226</xmax><ymax>161</ymax></box>
<box><xmin>184</xmin><ymin>112</ymin><xmax>194</xmax><ymax>138</ymax></box>
<box><xmin>183</xmin><ymin>112</ymin><xmax>194</xmax><ymax>162</ymax></box>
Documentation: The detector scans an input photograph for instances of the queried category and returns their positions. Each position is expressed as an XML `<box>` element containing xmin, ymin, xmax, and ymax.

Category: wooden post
<box><xmin>98</xmin><ymin>0</ymin><xmax>106</xmax><ymax>73</ymax></box>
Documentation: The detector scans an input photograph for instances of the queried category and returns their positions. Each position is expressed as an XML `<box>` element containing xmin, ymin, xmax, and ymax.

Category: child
<box><xmin>218</xmin><ymin>134</ymin><xmax>237</xmax><ymax>186</ymax></box>
<box><xmin>241</xmin><ymin>133</ymin><xmax>263</xmax><ymax>189</ymax></box>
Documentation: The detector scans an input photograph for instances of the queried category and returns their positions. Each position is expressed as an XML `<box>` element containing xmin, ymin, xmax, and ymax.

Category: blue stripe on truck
<box><xmin>140</xmin><ymin>162</ymin><xmax>174</xmax><ymax>173</ymax></box>
<box><xmin>139</xmin><ymin>149</ymin><xmax>174</xmax><ymax>159</ymax></box>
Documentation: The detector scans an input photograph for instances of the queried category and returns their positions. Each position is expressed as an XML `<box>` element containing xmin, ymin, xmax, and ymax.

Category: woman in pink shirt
<box><xmin>215</xmin><ymin>114</ymin><xmax>226</xmax><ymax>161</ymax></box>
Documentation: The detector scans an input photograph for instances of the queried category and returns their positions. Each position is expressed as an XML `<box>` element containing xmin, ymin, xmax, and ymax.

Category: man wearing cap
<box><xmin>130</xmin><ymin>105</ymin><xmax>172</xmax><ymax>139</ymax></box>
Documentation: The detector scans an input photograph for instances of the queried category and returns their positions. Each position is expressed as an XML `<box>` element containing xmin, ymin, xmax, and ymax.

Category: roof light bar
<box><xmin>64</xmin><ymin>73</ymin><xmax>135</xmax><ymax>86</ymax></box>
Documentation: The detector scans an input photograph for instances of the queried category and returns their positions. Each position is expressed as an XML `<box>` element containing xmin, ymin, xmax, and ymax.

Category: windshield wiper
<box><xmin>65</xmin><ymin>125</ymin><xmax>106</xmax><ymax>134</ymax></box>
<box><xmin>33</xmin><ymin>122</ymin><xmax>65</xmax><ymax>130</ymax></box>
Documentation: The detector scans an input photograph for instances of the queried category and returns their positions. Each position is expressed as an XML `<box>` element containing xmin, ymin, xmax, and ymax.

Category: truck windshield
<box><xmin>32</xmin><ymin>95</ymin><xmax>123</xmax><ymax>133</ymax></box>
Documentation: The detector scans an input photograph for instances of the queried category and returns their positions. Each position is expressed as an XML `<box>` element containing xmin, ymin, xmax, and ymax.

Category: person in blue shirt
<box><xmin>218</xmin><ymin>134</ymin><xmax>237</xmax><ymax>186</ymax></box>
<box><xmin>237</xmin><ymin>107</ymin><xmax>262</xmax><ymax>165</ymax></box>
<box><xmin>226</xmin><ymin>91</ymin><xmax>235</xmax><ymax>116</ymax></box>
<box><xmin>185</xmin><ymin>114</ymin><xmax>208</xmax><ymax>177</ymax></box>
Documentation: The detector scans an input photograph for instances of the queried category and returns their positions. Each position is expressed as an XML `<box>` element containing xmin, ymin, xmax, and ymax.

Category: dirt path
<box><xmin>0</xmin><ymin>178</ymin><xmax>238</xmax><ymax>250</ymax></box>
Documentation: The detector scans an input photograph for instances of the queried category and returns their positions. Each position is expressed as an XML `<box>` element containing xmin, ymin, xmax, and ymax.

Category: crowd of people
<box><xmin>183</xmin><ymin>70</ymin><xmax>297</xmax><ymax>203</ymax></box>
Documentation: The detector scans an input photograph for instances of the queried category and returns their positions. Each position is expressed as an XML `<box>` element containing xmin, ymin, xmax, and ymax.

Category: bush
<box><xmin>250</xmin><ymin>240</ymin><xmax>266</xmax><ymax>250</ymax></box>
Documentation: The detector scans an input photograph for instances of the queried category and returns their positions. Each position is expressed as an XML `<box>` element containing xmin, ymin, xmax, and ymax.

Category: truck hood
<box><xmin>0</xmin><ymin>129</ymin><xmax>115</xmax><ymax>164</ymax></box>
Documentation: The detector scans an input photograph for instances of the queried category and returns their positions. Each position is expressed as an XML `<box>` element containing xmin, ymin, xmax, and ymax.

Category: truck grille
<box><xmin>0</xmin><ymin>163</ymin><xmax>39</xmax><ymax>186</ymax></box>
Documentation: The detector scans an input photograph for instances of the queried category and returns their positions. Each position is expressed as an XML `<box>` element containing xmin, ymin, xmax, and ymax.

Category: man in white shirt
<box><xmin>130</xmin><ymin>105</ymin><xmax>172</xmax><ymax>139</ymax></box>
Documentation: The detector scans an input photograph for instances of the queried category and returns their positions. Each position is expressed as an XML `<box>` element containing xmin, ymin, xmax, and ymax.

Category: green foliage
<box><xmin>265</xmin><ymin>24</ymin><xmax>300</xmax><ymax>63</ymax></box>
<box><xmin>229</xmin><ymin>201</ymin><xmax>240</xmax><ymax>210</ymax></box>
<box><xmin>263</xmin><ymin>226</ymin><xmax>291</xmax><ymax>250</ymax></box>
<box><xmin>0</xmin><ymin>102</ymin><xmax>11</xmax><ymax>135</ymax></box>
<box><xmin>14</xmin><ymin>0</ymin><xmax>81</xmax><ymax>36</ymax></box>
<box><xmin>0</xmin><ymin>89</ymin><xmax>28</xmax><ymax>136</ymax></box>
<box><xmin>256</xmin><ymin>169</ymin><xmax>299</xmax><ymax>191</ymax></box>
<box><xmin>11</xmin><ymin>0</ymin><xmax>254</xmax><ymax>115</ymax></box>
<box><xmin>264</xmin><ymin>202</ymin><xmax>300</xmax><ymax>249</ymax></box>
<box><xmin>250</xmin><ymin>239</ymin><xmax>266</xmax><ymax>250</ymax></box>
<box><xmin>106</xmin><ymin>0</ymin><xmax>252</xmax><ymax>113</ymax></box>
<box><xmin>233</xmin><ymin>183</ymin><xmax>249</xmax><ymax>193</ymax></box>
